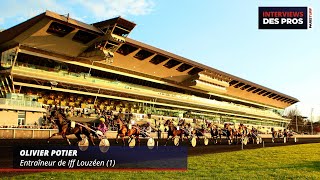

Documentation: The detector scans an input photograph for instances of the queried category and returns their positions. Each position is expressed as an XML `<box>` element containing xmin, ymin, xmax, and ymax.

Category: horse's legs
<box><xmin>211</xmin><ymin>132</ymin><xmax>216</xmax><ymax>144</ymax></box>
<box><xmin>75</xmin><ymin>133</ymin><xmax>82</xmax><ymax>143</ymax></box>
<box><xmin>158</xmin><ymin>130</ymin><xmax>161</xmax><ymax>140</ymax></box>
<box><xmin>164</xmin><ymin>135</ymin><xmax>171</xmax><ymax>146</ymax></box>
<box><xmin>89</xmin><ymin>135</ymin><xmax>95</xmax><ymax>146</ymax></box>
<box><xmin>272</xmin><ymin>133</ymin><xmax>275</xmax><ymax>143</ymax></box>
<box><xmin>85</xmin><ymin>131</ymin><xmax>95</xmax><ymax>146</ymax></box>
<box><xmin>227</xmin><ymin>135</ymin><xmax>231</xmax><ymax>145</ymax></box>
<box><xmin>115</xmin><ymin>133</ymin><xmax>119</xmax><ymax>144</ymax></box>
<box><xmin>136</xmin><ymin>134</ymin><xmax>140</xmax><ymax>146</ymax></box>
<box><xmin>232</xmin><ymin>135</ymin><xmax>235</xmax><ymax>145</ymax></box>
<box><xmin>184</xmin><ymin>132</ymin><xmax>187</xmax><ymax>141</ymax></box>
<box><xmin>122</xmin><ymin>135</ymin><xmax>125</xmax><ymax>146</ymax></box>
<box><xmin>72</xmin><ymin>128</ymin><xmax>82</xmax><ymax>145</ymax></box>
<box><xmin>211</xmin><ymin>135</ymin><xmax>215</xmax><ymax>144</ymax></box>
<box><xmin>119</xmin><ymin>133</ymin><xmax>126</xmax><ymax>147</ymax></box>
<box><xmin>47</xmin><ymin>132</ymin><xmax>61</xmax><ymax>143</ymax></box>
<box><xmin>172</xmin><ymin>135</ymin><xmax>177</xmax><ymax>144</ymax></box>
<box><xmin>62</xmin><ymin>133</ymin><xmax>71</xmax><ymax>145</ymax></box>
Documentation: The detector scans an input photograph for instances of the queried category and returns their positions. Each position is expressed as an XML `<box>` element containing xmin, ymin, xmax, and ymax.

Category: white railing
<box><xmin>0</xmin><ymin>98</ymin><xmax>43</xmax><ymax>108</ymax></box>
<box><xmin>14</xmin><ymin>65</ymin><xmax>283</xmax><ymax>120</ymax></box>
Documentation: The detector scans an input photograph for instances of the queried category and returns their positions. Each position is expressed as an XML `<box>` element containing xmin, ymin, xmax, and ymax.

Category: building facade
<box><xmin>0</xmin><ymin>11</ymin><xmax>298</xmax><ymax>129</ymax></box>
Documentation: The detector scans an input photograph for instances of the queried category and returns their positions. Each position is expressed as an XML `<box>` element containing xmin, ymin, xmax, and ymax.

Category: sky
<box><xmin>0</xmin><ymin>0</ymin><xmax>319</xmax><ymax>119</ymax></box>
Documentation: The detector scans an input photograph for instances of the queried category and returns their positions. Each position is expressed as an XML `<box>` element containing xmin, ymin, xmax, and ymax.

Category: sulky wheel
<box><xmin>78</xmin><ymin>138</ymin><xmax>89</xmax><ymax>151</ymax></box>
<box><xmin>99</xmin><ymin>138</ymin><xmax>110</xmax><ymax>153</ymax></box>
<box><xmin>147</xmin><ymin>138</ymin><xmax>155</xmax><ymax>149</ymax></box>
<box><xmin>191</xmin><ymin>137</ymin><xmax>197</xmax><ymax>147</ymax></box>
<box><xmin>256</xmin><ymin>137</ymin><xmax>260</xmax><ymax>144</ymax></box>
<box><xmin>204</xmin><ymin>137</ymin><xmax>209</xmax><ymax>146</ymax></box>
<box><xmin>128</xmin><ymin>137</ymin><xmax>136</xmax><ymax>148</ymax></box>
<box><xmin>174</xmin><ymin>136</ymin><xmax>180</xmax><ymax>146</ymax></box>
<box><xmin>243</xmin><ymin>137</ymin><xmax>248</xmax><ymax>145</ymax></box>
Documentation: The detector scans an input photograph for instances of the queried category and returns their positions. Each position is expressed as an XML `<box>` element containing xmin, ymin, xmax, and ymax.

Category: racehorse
<box><xmin>283</xmin><ymin>129</ymin><xmax>293</xmax><ymax>142</ymax></box>
<box><xmin>47</xmin><ymin>110</ymin><xmax>95</xmax><ymax>146</ymax></box>
<box><xmin>233</xmin><ymin>124</ymin><xmax>246</xmax><ymax>144</ymax></box>
<box><xmin>248</xmin><ymin>127</ymin><xmax>260</xmax><ymax>144</ymax></box>
<box><xmin>178</xmin><ymin>119</ymin><xmax>186</xmax><ymax>127</ymax></box>
<box><xmin>273</xmin><ymin>129</ymin><xmax>286</xmax><ymax>143</ymax></box>
<box><xmin>208</xmin><ymin>123</ymin><xmax>220</xmax><ymax>144</ymax></box>
<box><xmin>191</xmin><ymin>125</ymin><xmax>208</xmax><ymax>144</ymax></box>
<box><xmin>232</xmin><ymin>128</ymin><xmax>242</xmax><ymax>145</ymax></box>
<box><xmin>115</xmin><ymin>118</ymin><xmax>140</xmax><ymax>146</ymax></box>
<box><xmin>164</xmin><ymin>120</ymin><xmax>185</xmax><ymax>146</ymax></box>
<box><xmin>271</xmin><ymin>128</ymin><xmax>277</xmax><ymax>143</ymax></box>
<box><xmin>223</xmin><ymin>123</ymin><xmax>234</xmax><ymax>145</ymax></box>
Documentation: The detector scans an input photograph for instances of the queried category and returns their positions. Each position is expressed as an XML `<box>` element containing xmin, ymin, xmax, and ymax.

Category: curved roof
<box><xmin>125</xmin><ymin>38</ymin><xmax>298</xmax><ymax>102</ymax></box>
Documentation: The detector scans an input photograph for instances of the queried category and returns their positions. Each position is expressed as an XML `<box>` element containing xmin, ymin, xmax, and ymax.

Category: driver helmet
<box><xmin>99</xmin><ymin>117</ymin><xmax>105</xmax><ymax>123</ymax></box>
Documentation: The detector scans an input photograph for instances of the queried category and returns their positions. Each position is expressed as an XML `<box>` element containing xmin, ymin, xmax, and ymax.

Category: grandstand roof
<box><xmin>0</xmin><ymin>10</ymin><xmax>299</xmax><ymax>108</ymax></box>
<box><xmin>125</xmin><ymin>38</ymin><xmax>298</xmax><ymax>102</ymax></box>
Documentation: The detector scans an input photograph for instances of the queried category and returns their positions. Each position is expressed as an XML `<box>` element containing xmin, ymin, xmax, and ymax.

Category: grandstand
<box><xmin>0</xmin><ymin>11</ymin><xmax>298</xmax><ymax>130</ymax></box>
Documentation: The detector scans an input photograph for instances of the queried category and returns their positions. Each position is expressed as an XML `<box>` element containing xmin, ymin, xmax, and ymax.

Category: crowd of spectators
<box><xmin>0</xmin><ymin>125</ymin><xmax>54</xmax><ymax>129</ymax></box>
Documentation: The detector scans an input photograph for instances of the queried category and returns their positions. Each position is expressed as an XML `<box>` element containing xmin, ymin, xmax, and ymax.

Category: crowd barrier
<box><xmin>0</xmin><ymin>128</ymin><xmax>319</xmax><ymax>139</ymax></box>
<box><xmin>0</xmin><ymin>128</ymin><xmax>58</xmax><ymax>139</ymax></box>
<box><xmin>0</xmin><ymin>128</ymin><xmax>175</xmax><ymax>139</ymax></box>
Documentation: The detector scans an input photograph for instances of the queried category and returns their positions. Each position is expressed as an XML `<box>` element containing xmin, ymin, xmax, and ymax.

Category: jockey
<box><xmin>96</xmin><ymin>117</ymin><xmax>107</xmax><ymax>137</ymax></box>
<box><xmin>185</xmin><ymin>123</ymin><xmax>193</xmax><ymax>136</ymax></box>
<box><xmin>128</xmin><ymin>118</ymin><xmax>136</xmax><ymax>129</ymax></box>
<box><xmin>243</xmin><ymin>126</ymin><xmax>248</xmax><ymax>136</ymax></box>
<box><xmin>251</xmin><ymin>126</ymin><xmax>258</xmax><ymax>138</ymax></box>
<box><xmin>143</xmin><ymin>122</ymin><xmax>152</xmax><ymax>137</ymax></box>
<box><xmin>210</xmin><ymin>125</ymin><xmax>218</xmax><ymax>136</ymax></box>
<box><xmin>106</xmin><ymin>110</ymin><xmax>113</xmax><ymax>120</ymax></box>
<box><xmin>278</xmin><ymin>129</ymin><xmax>282</xmax><ymax>138</ymax></box>
<box><xmin>224</xmin><ymin>123</ymin><xmax>228</xmax><ymax>129</ymax></box>
<box><xmin>156</xmin><ymin>122</ymin><xmax>162</xmax><ymax>139</ymax></box>
<box><xmin>283</xmin><ymin>129</ymin><xmax>288</xmax><ymax>140</ymax></box>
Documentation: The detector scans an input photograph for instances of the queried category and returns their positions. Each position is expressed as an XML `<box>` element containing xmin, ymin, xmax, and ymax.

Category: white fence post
<box><xmin>241</xmin><ymin>140</ymin><xmax>243</xmax><ymax>150</ymax></box>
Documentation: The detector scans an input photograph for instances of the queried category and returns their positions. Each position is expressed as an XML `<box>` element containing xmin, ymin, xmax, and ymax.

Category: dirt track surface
<box><xmin>1</xmin><ymin>137</ymin><xmax>319</xmax><ymax>177</ymax></box>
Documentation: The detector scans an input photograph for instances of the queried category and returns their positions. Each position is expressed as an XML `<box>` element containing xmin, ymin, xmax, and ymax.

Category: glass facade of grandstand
<box><xmin>1</xmin><ymin>52</ymin><xmax>286</xmax><ymax>127</ymax></box>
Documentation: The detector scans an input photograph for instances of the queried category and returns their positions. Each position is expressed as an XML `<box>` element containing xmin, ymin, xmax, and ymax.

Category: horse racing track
<box><xmin>1</xmin><ymin>137</ymin><xmax>320</xmax><ymax>179</ymax></box>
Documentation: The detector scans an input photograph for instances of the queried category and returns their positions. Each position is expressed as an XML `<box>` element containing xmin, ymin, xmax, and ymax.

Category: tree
<box><xmin>303</xmin><ymin>120</ymin><xmax>320</xmax><ymax>134</ymax></box>
<box><xmin>314</xmin><ymin>123</ymin><xmax>320</xmax><ymax>133</ymax></box>
<box><xmin>285</xmin><ymin>109</ymin><xmax>306</xmax><ymax>133</ymax></box>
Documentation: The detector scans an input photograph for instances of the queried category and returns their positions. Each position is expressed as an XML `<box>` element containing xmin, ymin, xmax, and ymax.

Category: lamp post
<box><xmin>295</xmin><ymin>105</ymin><xmax>298</xmax><ymax>133</ymax></box>
<box><xmin>88</xmin><ymin>60</ymin><xmax>95</xmax><ymax>75</ymax></box>
<box><xmin>311</xmin><ymin>108</ymin><xmax>314</xmax><ymax>135</ymax></box>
